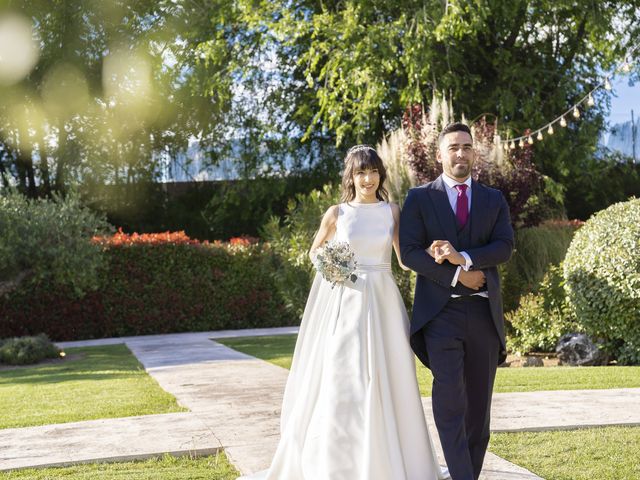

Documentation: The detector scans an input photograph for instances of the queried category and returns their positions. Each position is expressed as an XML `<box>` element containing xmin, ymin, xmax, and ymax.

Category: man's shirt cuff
<box><xmin>460</xmin><ymin>251</ymin><xmax>473</xmax><ymax>271</ymax></box>
<box><xmin>451</xmin><ymin>266</ymin><xmax>462</xmax><ymax>287</ymax></box>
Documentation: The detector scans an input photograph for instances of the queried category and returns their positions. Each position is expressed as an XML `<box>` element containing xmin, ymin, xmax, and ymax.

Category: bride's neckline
<box><xmin>345</xmin><ymin>201</ymin><xmax>385</xmax><ymax>208</ymax></box>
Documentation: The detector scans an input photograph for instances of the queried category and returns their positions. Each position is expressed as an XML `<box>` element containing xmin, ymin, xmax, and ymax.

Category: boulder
<box><xmin>522</xmin><ymin>356</ymin><xmax>544</xmax><ymax>367</ymax></box>
<box><xmin>555</xmin><ymin>333</ymin><xmax>605</xmax><ymax>366</ymax></box>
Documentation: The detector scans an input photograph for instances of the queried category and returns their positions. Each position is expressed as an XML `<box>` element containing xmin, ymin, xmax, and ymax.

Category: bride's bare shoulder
<box><xmin>321</xmin><ymin>204</ymin><xmax>340</xmax><ymax>226</ymax></box>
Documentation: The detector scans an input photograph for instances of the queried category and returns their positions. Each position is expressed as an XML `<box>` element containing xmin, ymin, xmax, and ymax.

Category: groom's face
<box><xmin>437</xmin><ymin>131</ymin><xmax>476</xmax><ymax>181</ymax></box>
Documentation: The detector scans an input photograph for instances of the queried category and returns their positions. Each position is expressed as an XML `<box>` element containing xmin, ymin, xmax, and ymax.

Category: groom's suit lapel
<box><xmin>470</xmin><ymin>179</ymin><xmax>487</xmax><ymax>242</ymax></box>
<box><xmin>427</xmin><ymin>175</ymin><xmax>459</xmax><ymax>246</ymax></box>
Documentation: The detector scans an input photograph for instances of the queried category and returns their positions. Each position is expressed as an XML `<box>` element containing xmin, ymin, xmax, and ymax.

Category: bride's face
<box><xmin>352</xmin><ymin>167</ymin><xmax>380</xmax><ymax>201</ymax></box>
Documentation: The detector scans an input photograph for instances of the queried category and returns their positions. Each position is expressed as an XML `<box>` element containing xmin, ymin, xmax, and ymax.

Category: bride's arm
<box><xmin>390</xmin><ymin>203</ymin><xmax>410</xmax><ymax>271</ymax></box>
<box><xmin>308</xmin><ymin>205</ymin><xmax>339</xmax><ymax>261</ymax></box>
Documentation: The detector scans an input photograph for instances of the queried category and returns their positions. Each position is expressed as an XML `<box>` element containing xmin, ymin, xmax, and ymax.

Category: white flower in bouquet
<box><xmin>313</xmin><ymin>240</ymin><xmax>358</xmax><ymax>288</ymax></box>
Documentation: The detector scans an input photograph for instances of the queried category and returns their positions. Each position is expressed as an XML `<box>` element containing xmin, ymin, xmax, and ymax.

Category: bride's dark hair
<box><xmin>340</xmin><ymin>145</ymin><xmax>389</xmax><ymax>203</ymax></box>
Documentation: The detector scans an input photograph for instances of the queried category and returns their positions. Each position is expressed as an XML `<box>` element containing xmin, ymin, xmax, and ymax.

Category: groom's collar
<box><xmin>440</xmin><ymin>174</ymin><xmax>472</xmax><ymax>190</ymax></box>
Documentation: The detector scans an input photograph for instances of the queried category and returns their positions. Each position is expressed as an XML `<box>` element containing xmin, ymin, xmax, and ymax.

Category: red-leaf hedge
<box><xmin>0</xmin><ymin>232</ymin><xmax>295</xmax><ymax>341</ymax></box>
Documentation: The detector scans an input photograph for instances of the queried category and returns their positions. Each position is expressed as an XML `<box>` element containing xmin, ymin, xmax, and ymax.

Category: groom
<box><xmin>400</xmin><ymin>122</ymin><xmax>514</xmax><ymax>480</ymax></box>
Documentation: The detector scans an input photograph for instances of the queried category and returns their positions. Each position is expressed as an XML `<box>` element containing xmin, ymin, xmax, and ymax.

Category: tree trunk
<box><xmin>37</xmin><ymin>124</ymin><xmax>52</xmax><ymax>197</ymax></box>
<box><xmin>22</xmin><ymin>150</ymin><xmax>38</xmax><ymax>198</ymax></box>
<box><xmin>0</xmin><ymin>144</ymin><xmax>11</xmax><ymax>188</ymax></box>
<box><xmin>15</xmin><ymin>152</ymin><xmax>27</xmax><ymax>193</ymax></box>
<box><xmin>54</xmin><ymin>123</ymin><xmax>67</xmax><ymax>193</ymax></box>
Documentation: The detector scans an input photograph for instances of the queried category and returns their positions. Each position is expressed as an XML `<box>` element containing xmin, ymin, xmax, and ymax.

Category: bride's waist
<box><xmin>355</xmin><ymin>262</ymin><xmax>391</xmax><ymax>273</ymax></box>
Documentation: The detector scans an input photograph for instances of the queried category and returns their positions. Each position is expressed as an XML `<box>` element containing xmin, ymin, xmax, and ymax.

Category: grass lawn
<box><xmin>0</xmin><ymin>453</ymin><xmax>239</xmax><ymax>479</ymax></box>
<box><xmin>490</xmin><ymin>426</ymin><xmax>640</xmax><ymax>480</ymax></box>
<box><xmin>217</xmin><ymin>334</ymin><xmax>640</xmax><ymax>396</ymax></box>
<box><xmin>0</xmin><ymin>344</ymin><xmax>186</xmax><ymax>429</ymax></box>
<box><xmin>220</xmin><ymin>335</ymin><xmax>640</xmax><ymax>478</ymax></box>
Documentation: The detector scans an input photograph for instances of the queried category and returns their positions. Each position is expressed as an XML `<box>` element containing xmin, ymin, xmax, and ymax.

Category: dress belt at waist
<box><xmin>355</xmin><ymin>263</ymin><xmax>392</xmax><ymax>273</ymax></box>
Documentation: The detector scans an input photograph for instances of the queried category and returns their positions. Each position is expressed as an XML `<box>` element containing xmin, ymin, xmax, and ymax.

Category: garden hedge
<box><xmin>563</xmin><ymin>197</ymin><xmax>640</xmax><ymax>364</ymax></box>
<box><xmin>0</xmin><ymin>232</ymin><xmax>297</xmax><ymax>341</ymax></box>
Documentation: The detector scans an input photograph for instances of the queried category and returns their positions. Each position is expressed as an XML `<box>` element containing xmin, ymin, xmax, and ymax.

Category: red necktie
<box><xmin>455</xmin><ymin>184</ymin><xmax>468</xmax><ymax>228</ymax></box>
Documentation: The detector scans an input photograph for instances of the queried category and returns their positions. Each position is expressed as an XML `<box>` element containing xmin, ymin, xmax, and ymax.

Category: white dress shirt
<box><xmin>440</xmin><ymin>174</ymin><xmax>488</xmax><ymax>297</ymax></box>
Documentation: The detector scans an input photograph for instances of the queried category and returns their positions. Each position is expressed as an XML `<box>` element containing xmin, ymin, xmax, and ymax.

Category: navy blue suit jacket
<box><xmin>399</xmin><ymin>175</ymin><xmax>514</xmax><ymax>368</ymax></box>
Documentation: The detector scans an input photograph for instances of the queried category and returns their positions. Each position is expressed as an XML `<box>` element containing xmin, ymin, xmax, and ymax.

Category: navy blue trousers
<box><xmin>423</xmin><ymin>296</ymin><xmax>500</xmax><ymax>480</ymax></box>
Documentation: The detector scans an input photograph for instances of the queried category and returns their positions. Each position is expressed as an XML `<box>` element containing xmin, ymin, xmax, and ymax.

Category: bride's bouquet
<box><xmin>313</xmin><ymin>240</ymin><xmax>358</xmax><ymax>288</ymax></box>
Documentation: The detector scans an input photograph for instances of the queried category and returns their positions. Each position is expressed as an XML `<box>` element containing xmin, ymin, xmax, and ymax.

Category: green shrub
<box><xmin>506</xmin><ymin>264</ymin><xmax>578</xmax><ymax>354</ymax></box>
<box><xmin>0</xmin><ymin>191</ymin><xmax>111</xmax><ymax>296</ymax></box>
<box><xmin>262</xmin><ymin>184</ymin><xmax>340</xmax><ymax>319</ymax></box>
<box><xmin>0</xmin><ymin>334</ymin><xmax>61</xmax><ymax>365</ymax></box>
<box><xmin>563</xmin><ymin>150</ymin><xmax>640</xmax><ymax>221</ymax></box>
<box><xmin>564</xmin><ymin>197</ymin><xmax>640</xmax><ymax>364</ymax></box>
<box><xmin>0</xmin><ymin>232</ymin><xmax>296</xmax><ymax>341</ymax></box>
<box><xmin>263</xmin><ymin>184</ymin><xmax>415</xmax><ymax>319</ymax></box>
<box><xmin>500</xmin><ymin>220</ymin><xmax>580</xmax><ymax>313</ymax></box>
<box><xmin>201</xmin><ymin>171</ymin><xmax>338</xmax><ymax>240</ymax></box>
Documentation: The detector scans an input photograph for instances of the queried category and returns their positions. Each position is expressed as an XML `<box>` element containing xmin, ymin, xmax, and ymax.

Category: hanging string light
<box><xmin>497</xmin><ymin>41</ymin><xmax>639</xmax><ymax>149</ymax></box>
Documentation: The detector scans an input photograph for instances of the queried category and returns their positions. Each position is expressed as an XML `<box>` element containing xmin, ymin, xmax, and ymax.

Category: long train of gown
<box><xmin>238</xmin><ymin>201</ymin><xmax>449</xmax><ymax>480</ymax></box>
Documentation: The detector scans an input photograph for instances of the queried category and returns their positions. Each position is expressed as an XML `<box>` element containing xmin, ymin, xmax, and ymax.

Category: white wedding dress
<box><xmin>239</xmin><ymin>201</ymin><xmax>448</xmax><ymax>480</ymax></box>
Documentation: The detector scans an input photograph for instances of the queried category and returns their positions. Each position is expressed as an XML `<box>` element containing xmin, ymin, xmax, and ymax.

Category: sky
<box><xmin>608</xmin><ymin>75</ymin><xmax>639</xmax><ymax>126</ymax></box>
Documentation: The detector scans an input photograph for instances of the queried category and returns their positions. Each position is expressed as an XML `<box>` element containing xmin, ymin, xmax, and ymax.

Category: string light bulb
<box><xmin>573</xmin><ymin>105</ymin><xmax>580</xmax><ymax>118</ymax></box>
<box><xmin>495</xmin><ymin>51</ymin><xmax>639</xmax><ymax>145</ymax></box>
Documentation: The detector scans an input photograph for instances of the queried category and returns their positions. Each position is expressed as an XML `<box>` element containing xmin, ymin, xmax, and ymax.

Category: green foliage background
<box><xmin>0</xmin><ymin>191</ymin><xmax>111</xmax><ymax>296</ymax></box>
<box><xmin>500</xmin><ymin>221</ymin><xmax>578</xmax><ymax>313</ymax></box>
<box><xmin>506</xmin><ymin>264</ymin><xmax>578</xmax><ymax>355</ymax></box>
<box><xmin>564</xmin><ymin>197</ymin><xmax>640</xmax><ymax>364</ymax></box>
<box><xmin>0</xmin><ymin>334</ymin><xmax>60</xmax><ymax>365</ymax></box>
<box><xmin>0</xmin><ymin>241</ymin><xmax>297</xmax><ymax>341</ymax></box>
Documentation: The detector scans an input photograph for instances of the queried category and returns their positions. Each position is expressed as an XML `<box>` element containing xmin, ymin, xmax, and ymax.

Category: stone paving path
<box><xmin>1</xmin><ymin>327</ymin><xmax>639</xmax><ymax>479</ymax></box>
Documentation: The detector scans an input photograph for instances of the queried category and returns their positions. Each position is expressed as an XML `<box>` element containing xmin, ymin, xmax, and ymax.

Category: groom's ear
<box><xmin>436</xmin><ymin>147</ymin><xmax>443</xmax><ymax>164</ymax></box>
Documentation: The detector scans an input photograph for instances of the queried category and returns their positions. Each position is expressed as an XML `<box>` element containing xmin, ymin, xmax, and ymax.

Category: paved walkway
<box><xmin>1</xmin><ymin>328</ymin><xmax>639</xmax><ymax>479</ymax></box>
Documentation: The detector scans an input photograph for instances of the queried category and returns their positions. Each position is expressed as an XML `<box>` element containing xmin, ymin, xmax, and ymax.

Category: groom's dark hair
<box><xmin>438</xmin><ymin>122</ymin><xmax>473</xmax><ymax>144</ymax></box>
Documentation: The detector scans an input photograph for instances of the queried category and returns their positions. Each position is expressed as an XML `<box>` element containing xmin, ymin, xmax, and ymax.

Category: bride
<box><xmin>239</xmin><ymin>145</ymin><xmax>449</xmax><ymax>480</ymax></box>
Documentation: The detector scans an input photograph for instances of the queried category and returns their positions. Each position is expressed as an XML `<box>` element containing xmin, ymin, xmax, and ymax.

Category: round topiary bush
<box><xmin>563</xmin><ymin>197</ymin><xmax>640</xmax><ymax>364</ymax></box>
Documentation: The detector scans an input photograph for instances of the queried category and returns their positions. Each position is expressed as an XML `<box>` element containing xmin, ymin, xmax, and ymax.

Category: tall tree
<box><xmin>0</xmin><ymin>0</ymin><xmax>187</xmax><ymax>196</ymax></box>
<box><xmin>208</xmin><ymin>0</ymin><xmax>640</xmax><ymax>217</ymax></box>
<box><xmin>243</xmin><ymin>0</ymin><xmax>640</xmax><ymax>145</ymax></box>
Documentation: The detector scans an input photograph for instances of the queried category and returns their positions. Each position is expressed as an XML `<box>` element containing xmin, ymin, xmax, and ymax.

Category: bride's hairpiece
<box><xmin>346</xmin><ymin>144</ymin><xmax>375</xmax><ymax>156</ymax></box>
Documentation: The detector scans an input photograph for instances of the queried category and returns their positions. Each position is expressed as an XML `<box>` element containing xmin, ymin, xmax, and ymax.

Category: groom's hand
<box><xmin>459</xmin><ymin>269</ymin><xmax>486</xmax><ymax>290</ymax></box>
<box><xmin>430</xmin><ymin>240</ymin><xmax>465</xmax><ymax>266</ymax></box>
